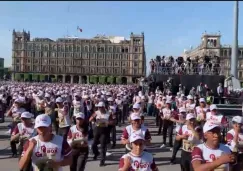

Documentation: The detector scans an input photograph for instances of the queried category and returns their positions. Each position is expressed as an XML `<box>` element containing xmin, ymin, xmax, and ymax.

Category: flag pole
<box><xmin>231</xmin><ymin>1</ymin><xmax>239</xmax><ymax>78</ymax></box>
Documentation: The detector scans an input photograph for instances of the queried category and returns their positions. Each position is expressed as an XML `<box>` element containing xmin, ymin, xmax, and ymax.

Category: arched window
<box><xmin>77</xmin><ymin>46</ymin><xmax>80</xmax><ymax>52</ymax></box>
<box><xmin>93</xmin><ymin>46</ymin><xmax>96</xmax><ymax>52</ymax></box>
<box><xmin>69</xmin><ymin>46</ymin><xmax>72</xmax><ymax>52</ymax></box>
<box><xmin>213</xmin><ymin>40</ymin><xmax>217</xmax><ymax>47</ymax></box>
<box><xmin>117</xmin><ymin>47</ymin><xmax>121</xmax><ymax>53</ymax></box>
<box><xmin>65</xmin><ymin>46</ymin><xmax>69</xmax><ymax>52</ymax></box>
<box><xmin>224</xmin><ymin>50</ymin><xmax>227</xmax><ymax>57</ymax></box>
<box><xmin>109</xmin><ymin>47</ymin><xmax>112</xmax><ymax>53</ymax></box>
<box><xmin>84</xmin><ymin>46</ymin><xmax>88</xmax><ymax>52</ymax></box>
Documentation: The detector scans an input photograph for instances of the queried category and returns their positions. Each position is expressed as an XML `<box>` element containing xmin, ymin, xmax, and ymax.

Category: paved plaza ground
<box><xmin>0</xmin><ymin>117</ymin><xmax>181</xmax><ymax>171</ymax></box>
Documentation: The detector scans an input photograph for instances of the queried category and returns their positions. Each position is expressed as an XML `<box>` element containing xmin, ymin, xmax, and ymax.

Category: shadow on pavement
<box><xmin>0</xmin><ymin>147</ymin><xmax>11</xmax><ymax>159</ymax></box>
<box><xmin>0</xmin><ymin>134</ymin><xmax>10</xmax><ymax>140</ymax></box>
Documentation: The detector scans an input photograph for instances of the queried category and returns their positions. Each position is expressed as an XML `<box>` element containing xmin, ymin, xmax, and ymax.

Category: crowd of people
<box><xmin>0</xmin><ymin>81</ymin><xmax>242</xmax><ymax>171</ymax></box>
<box><xmin>149</xmin><ymin>55</ymin><xmax>222</xmax><ymax>75</ymax></box>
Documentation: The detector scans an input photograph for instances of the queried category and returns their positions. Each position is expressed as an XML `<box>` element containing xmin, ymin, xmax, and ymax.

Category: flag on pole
<box><xmin>77</xmin><ymin>26</ymin><xmax>82</xmax><ymax>32</ymax></box>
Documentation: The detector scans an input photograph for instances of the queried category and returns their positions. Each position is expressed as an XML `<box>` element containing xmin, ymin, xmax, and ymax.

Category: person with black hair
<box><xmin>68</xmin><ymin>112</ymin><xmax>89</xmax><ymax>171</ymax></box>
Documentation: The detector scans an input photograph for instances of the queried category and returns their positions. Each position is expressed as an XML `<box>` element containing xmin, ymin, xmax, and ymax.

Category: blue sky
<box><xmin>0</xmin><ymin>1</ymin><xmax>242</xmax><ymax>68</ymax></box>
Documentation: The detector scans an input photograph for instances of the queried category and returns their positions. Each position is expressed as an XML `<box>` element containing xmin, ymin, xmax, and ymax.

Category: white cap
<box><xmin>133</xmin><ymin>103</ymin><xmax>141</xmax><ymax>109</ymax></box>
<box><xmin>203</xmin><ymin>121</ymin><xmax>221</xmax><ymax>133</ymax></box>
<box><xmin>56</xmin><ymin>97</ymin><xmax>63</xmax><ymax>103</ymax></box>
<box><xmin>109</xmin><ymin>106</ymin><xmax>116</xmax><ymax>111</ymax></box>
<box><xmin>45</xmin><ymin>93</ymin><xmax>51</xmax><ymax>98</ymax></box>
<box><xmin>186</xmin><ymin>113</ymin><xmax>196</xmax><ymax>120</ymax></box>
<box><xmin>130</xmin><ymin>133</ymin><xmax>145</xmax><ymax>143</ymax></box>
<box><xmin>106</xmin><ymin>92</ymin><xmax>111</xmax><ymax>96</ymax></box>
<box><xmin>75</xmin><ymin>112</ymin><xmax>85</xmax><ymax>119</ymax></box>
<box><xmin>166</xmin><ymin>100</ymin><xmax>171</xmax><ymax>104</ymax></box>
<box><xmin>130</xmin><ymin>113</ymin><xmax>141</xmax><ymax>120</ymax></box>
<box><xmin>97</xmin><ymin>101</ymin><xmax>105</xmax><ymax>107</ymax></box>
<box><xmin>199</xmin><ymin>98</ymin><xmax>205</xmax><ymax>103</ymax></box>
<box><xmin>34</xmin><ymin>114</ymin><xmax>51</xmax><ymax>128</ymax></box>
<box><xmin>107</xmin><ymin>97</ymin><xmax>114</xmax><ymax>102</ymax></box>
<box><xmin>187</xmin><ymin>95</ymin><xmax>193</xmax><ymax>100</ymax></box>
<box><xmin>37</xmin><ymin>92</ymin><xmax>44</xmax><ymax>97</ymax></box>
<box><xmin>14</xmin><ymin>98</ymin><xmax>22</xmax><ymax>103</ymax></box>
<box><xmin>83</xmin><ymin>95</ymin><xmax>89</xmax><ymax>99</ymax></box>
<box><xmin>210</xmin><ymin>104</ymin><xmax>217</xmax><ymax>111</ymax></box>
<box><xmin>181</xmin><ymin>94</ymin><xmax>185</xmax><ymax>97</ymax></box>
<box><xmin>21</xmin><ymin>112</ymin><xmax>33</xmax><ymax>119</ymax></box>
<box><xmin>232</xmin><ymin>116</ymin><xmax>243</xmax><ymax>124</ymax></box>
<box><xmin>162</xmin><ymin>96</ymin><xmax>166</xmax><ymax>100</ymax></box>
<box><xmin>179</xmin><ymin>107</ymin><xmax>186</xmax><ymax>113</ymax></box>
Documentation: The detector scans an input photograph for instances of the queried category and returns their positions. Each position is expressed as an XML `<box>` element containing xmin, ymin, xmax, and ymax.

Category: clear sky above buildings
<box><xmin>0</xmin><ymin>1</ymin><xmax>242</xmax><ymax>68</ymax></box>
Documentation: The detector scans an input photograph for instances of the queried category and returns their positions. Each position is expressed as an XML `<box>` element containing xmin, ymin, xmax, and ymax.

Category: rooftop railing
<box><xmin>150</xmin><ymin>63</ymin><xmax>224</xmax><ymax>76</ymax></box>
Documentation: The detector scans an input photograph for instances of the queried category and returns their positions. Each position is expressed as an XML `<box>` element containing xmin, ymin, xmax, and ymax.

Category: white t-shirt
<box><xmin>226</xmin><ymin>129</ymin><xmax>243</xmax><ymax>153</ymax></box>
<box><xmin>22</xmin><ymin>135</ymin><xmax>72</xmax><ymax>171</ymax></box>
<box><xmin>192</xmin><ymin>143</ymin><xmax>231</xmax><ymax>171</ymax></box>
<box><xmin>162</xmin><ymin>108</ymin><xmax>172</xmax><ymax>119</ymax></box>
<box><xmin>195</xmin><ymin>106</ymin><xmax>208</xmax><ymax>121</ymax></box>
<box><xmin>118</xmin><ymin>151</ymin><xmax>157</xmax><ymax>171</ymax></box>
<box><xmin>178</xmin><ymin>125</ymin><xmax>201</xmax><ymax>152</ymax></box>
<box><xmin>58</xmin><ymin>106</ymin><xmax>71</xmax><ymax>128</ymax></box>
<box><xmin>12</xmin><ymin>123</ymin><xmax>35</xmax><ymax>138</ymax></box>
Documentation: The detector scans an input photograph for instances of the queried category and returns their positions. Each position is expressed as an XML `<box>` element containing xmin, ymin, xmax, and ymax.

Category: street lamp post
<box><xmin>231</xmin><ymin>1</ymin><xmax>239</xmax><ymax>78</ymax></box>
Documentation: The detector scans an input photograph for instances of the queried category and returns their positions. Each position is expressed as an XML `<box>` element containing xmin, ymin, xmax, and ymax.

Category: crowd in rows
<box><xmin>0</xmin><ymin>81</ymin><xmax>242</xmax><ymax>171</ymax></box>
<box><xmin>149</xmin><ymin>56</ymin><xmax>221</xmax><ymax>75</ymax></box>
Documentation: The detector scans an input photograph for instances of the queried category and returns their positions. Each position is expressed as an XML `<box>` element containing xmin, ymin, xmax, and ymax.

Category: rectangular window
<box><xmin>239</xmin><ymin>71</ymin><xmax>243</xmax><ymax>78</ymax></box>
<box><xmin>134</xmin><ymin>61</ymin><xmax>138</xmax><ymax>67</ymax></box>
<box><xmin>134</xmin><ymin>69</ymin><xmax>138</xmax><ymax>74</ymax></box>
<box><xmin>135</xmin><ymin>47</ymin><xmax>138</xmax><ymax>52</ymax></box>
<box><xmin>134</xmin><ymin>55</ymin><xmax>138</xmax><ymax>60</ymax></box>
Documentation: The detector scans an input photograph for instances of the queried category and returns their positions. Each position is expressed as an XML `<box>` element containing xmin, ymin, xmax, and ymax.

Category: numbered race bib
<box><xmin>74</xmin><ymin>106</ymin><xmax>80</xmax><ymax>114</ymax></box>
<box><xmin>182</xmin><ymin>139</ymin><xmax>194</xmax><ymax>152</ymax></box>
<box><xmin>59</xmin><ymin>117</ymin><xmax>65</xmax><ymax>126</ymax></box>
<box><xmin>45</xmin><ymin>107</ymin><xmax>52</xmax><ymax>115</ymax></box>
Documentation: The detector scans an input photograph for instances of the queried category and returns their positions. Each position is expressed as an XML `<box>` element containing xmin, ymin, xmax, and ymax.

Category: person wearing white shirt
<box><xmin>19</xmin><ymin>114</ymin><xmax>72</xmax><ymax>171</ymax></box>
<box><xmin>160</xmin><ymin>100</ymin><xmax>174</xmax><ymax>149</ymax></box>
<box><xmin>226</xmin><ymin>116</ymin><xmax>243</xmax><ymax>170</ymax></box>
<box><xmin>119</xmin><ymin>134</ymin><xmax>158</xmax><ymax>171</ymax></box>
<box><xmin>217</xmin><ymin>83</ymin><xmax>224</xmax><ymax>104</ymax></box>
<box><xmin>191</xmin><ymin>121</ymin><xmax>236</xmax><ymax>171</ymax></box>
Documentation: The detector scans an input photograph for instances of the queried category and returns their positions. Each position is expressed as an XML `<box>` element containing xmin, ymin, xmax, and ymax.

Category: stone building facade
<box><xmin>12</xmin><ymin>30</ymin><xmax>146</xmax><ymax>84</ymax></box>
<box><xmin>182</xmin><ymin>32</ymin><xmax>243</xmax><ymax>84</ymax></box>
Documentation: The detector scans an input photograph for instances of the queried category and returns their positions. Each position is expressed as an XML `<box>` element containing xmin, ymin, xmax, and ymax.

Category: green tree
<box><xmin>116</xmin><ymin>76</ymin><xmax>122</xmax><ymax>84</ymax></box>
<box><xmin>89</xmin><ymin>75</ymin><xmax>98</xmax><ymax>84</ymax></box>
<box><xmin>39</xmin><ymin>74</ymin><xmax>45</xmax><ymax>81</ymax></box>
<box><xmin>15</xmin><ymin>73</ymin><xmax>21</xmax><ymax>81</ymax></box>
<box><xmin>99</xmin><ymin>76</ymin><xmax>107</xmax><ymax>84</ymax></box>
<box><xmin>24</xmin><ymin>73</ymin><xmax>30</xmax><ymax>81</ymax></box>
<box><xmin>32</xmin><ymin>74</ymin><xmax>38</xmax><ymax>81</ymax></box>
<box><xmin>107</xmin><ymin>76</ymin><xmax>114</xmax><ymax>84</ymax></box>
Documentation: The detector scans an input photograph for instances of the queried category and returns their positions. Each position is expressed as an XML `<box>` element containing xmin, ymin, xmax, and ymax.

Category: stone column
<box><xmin>79</xmin><ymin>76</ymin><xmax>82</xmax><ymax>84</ymax></box>
<box><xmin>11</xmin><ymin>73</ymin><xmax>15</xmax><ymax>81</ymax></box>
<box><xmin>62</xmin><ymin>74</ymin><xmax>66</xmax><ymax>83</ymax></box>
<box><xmin>70</xmin><ymin>75</ymin><xmax>74</xmax><ymax>84</ymax></box>
<box><xmin>127</xmin><ymin>76</ymin><xmax>132</xmax><ymax>84</ymax></box>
